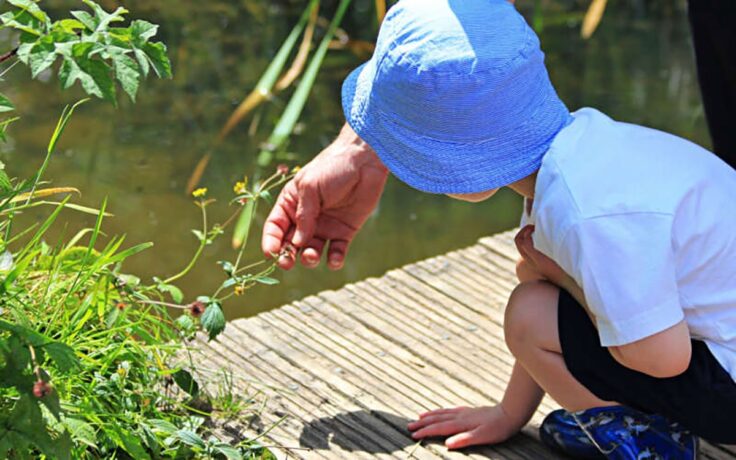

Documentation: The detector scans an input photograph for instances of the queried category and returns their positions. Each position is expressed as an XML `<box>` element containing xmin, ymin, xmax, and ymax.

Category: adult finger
<box><xmin>262</xmin><ymin>185</ymin><xmax>297</xmax><ymax>257</ymax></box>
<box><xmin>276</xmin><ymin>228</ymin><xmax>298</xmax><ymax>270</ymax></box>
<box><xmin>326</xmin><ymin>239</ymin><xmax>350</xmax><ymax>270</ymax></box>
<box><xmin>300</xmin><ymin>237</ymin><xmax>326</xmax><ymax>268</ymax></box>
<box><xmin>292</xmin><ymin>181</ymin><xmax>320</xmax><ymax>247</ymax></box>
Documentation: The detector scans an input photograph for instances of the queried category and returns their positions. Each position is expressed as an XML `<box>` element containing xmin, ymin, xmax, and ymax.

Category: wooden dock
<box><xmin>194</xmin><ymin>231</ymin><xmax>736</xmax><ymax>459</ymax></box>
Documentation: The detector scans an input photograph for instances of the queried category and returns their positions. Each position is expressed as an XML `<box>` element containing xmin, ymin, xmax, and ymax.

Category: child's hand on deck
<box><xmin>407</xmin><ymin>405</ymin><xmax>524</xmax><ymax>449</ymax></box>
<box><xmin>515</xmin><ymin>225</ymin><xmax>570</xmax><ymax>287</ymax></box>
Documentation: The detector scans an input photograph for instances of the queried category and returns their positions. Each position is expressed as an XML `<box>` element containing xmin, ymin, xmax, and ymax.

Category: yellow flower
<box><xmin>291</xmin><ymin>166</ymin><xmax>301</xmax><ymax>174</ymax></box>
<box><xmin>234</xmin><ymin>285</ymin><xmax>245</xmax><ymax>296</ymax></box>
<box><xmin>233</xmin><ymin>181</ymin><xmax>246</xmax><ymax>194</ymax></box>
<box><xmin>192</xmin><ymin>187</ymin><xmax>208</xmax><ymax>198</ymax></box>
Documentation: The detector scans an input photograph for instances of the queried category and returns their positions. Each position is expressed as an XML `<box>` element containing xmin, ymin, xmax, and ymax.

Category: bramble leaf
<box><xmin>201</xmin><ymin>302</ymin><xmax>226</xmax><ymax>341</ymax></box>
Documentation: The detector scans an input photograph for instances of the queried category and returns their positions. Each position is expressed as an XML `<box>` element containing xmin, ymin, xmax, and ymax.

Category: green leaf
<box><xmin>28</xmin><ymin>38</ymin><xmax>57</xmax><ymax>78</ymax></box>
<box><xmin>176</xmin><ymin>429</ymin><xmax>206</xmax><ymax>449</ymax></box>
<box><xmin>6</xmin><ymin>0</ymin><xmax>49</xmax><ymax>24</ymax></box>
<box><xmin>70</xmin><ymin>10</ymin><xmax>96</xmax><ymax>31</ymax></box>
<box><xmin>42</xmin><ymin>342</ymin><xmax>79</xmax><ymax>373</ymax></box>
<box><xmin>175</xmin><ymin>314</ymin><xmax>195</xmax><ymax>332</ymax></box>
<box><xmin>0</xmin><ymin>10</ymin><xmax>44</xmax><ymax>36</ymax></box>
<box><xmin>173</xmin><ymin>369</ymin><xmax>200</xmax><ymax>397</ymax></box>
<box><xmin>200</xmin><ymin>302</ymin><xmax>226</xmax><ymax>341</ymax></box>
<box><xmin>215</xmin><ymin>444</ymin><xmax>243</xmax><ymax>460</ymax></box>
<box><xmin>81</xmin><ymin>0</ymin><xmax>128</xmax><ymax>31</ymax></box>
<box><xmin>130</xmin><ymin>20</ymin><xmax>158</xmax><ymax>45</ymax></box>
<box><xmin>232</xmin><ymin>197</ymin><xmax>256</xmax><ymax>249</ymax></box>
<box><xmin>62</xmin><ymin>418</ymin><xmax>97</xmax><ymax>449</ymax></box>
<box><xmin>142</xmin><ymin>41</ymin><xmax>172</xmax><ymax>79</ymax></box>
<box><xmin>256</xmin><ymin>276</ymin><xmax>279</xmax><ymax>285</ymax></box>
<box><xmin>133</xmin><ymin>48</ymin><xmax>150</xmax><ymax>77</ymax></box>
<box><xmin>110</xmin><ymin>50</ymin><xmax>140</xmax><ymax>101</ymax></box>
<box><xmin>157</xmin><ymin>282</ymin><xmax>183</xmax><ymax>303</ymax></box>
<box><xmin>58</xmin><ymin>43</ymin><xmax>116</xmax><ymax>104</ymax></box>
<box><xmin>108</xmin><ymin>425</ymin><xmax>151</xmax><ymax>460</ymax></box>
<box><xmin>8</xmin><ymin>394</ymin><xmax>57</xmax><ymax>456</ymax></box>
<box><xmin>0</xmin><ymin>94</ymin><xmax>14</xmax><ymax>113</ymax></box>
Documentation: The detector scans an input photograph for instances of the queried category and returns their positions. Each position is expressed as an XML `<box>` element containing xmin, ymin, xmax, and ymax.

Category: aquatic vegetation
<box><xmin>0</xmin><ymin>1</ymin><xmax>284</xmax><ymax>458</ymax></box>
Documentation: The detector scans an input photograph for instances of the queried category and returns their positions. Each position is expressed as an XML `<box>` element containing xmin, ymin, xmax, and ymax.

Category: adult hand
<box><xmin>261</xmin><ymin>123</ymin><xmax>389</xmax><ymax>270</ymax></box>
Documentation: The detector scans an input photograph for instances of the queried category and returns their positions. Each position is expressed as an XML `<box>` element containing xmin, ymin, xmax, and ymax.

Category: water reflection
<box><xmin>2</xmin><ymin>1</ymin><xmax>707</xmax><ymax>318</ymax></box>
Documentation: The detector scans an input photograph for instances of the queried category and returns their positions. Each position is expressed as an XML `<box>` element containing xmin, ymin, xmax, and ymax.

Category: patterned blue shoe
<box><xmin>540</xmin><ymin>409</ymin><xmax>606</xmax><ymax>459</ymax></box>
<box><xmin>572</xmin><ymin>406</ymin><xmax>699</xmax><ymax>460</ymax></box>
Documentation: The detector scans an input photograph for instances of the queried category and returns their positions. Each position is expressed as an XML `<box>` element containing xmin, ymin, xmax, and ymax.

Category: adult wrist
<box><xmin>337</xmin><ymin>122</ymin><xmax>388</xmax><ymax>174</ymax></box>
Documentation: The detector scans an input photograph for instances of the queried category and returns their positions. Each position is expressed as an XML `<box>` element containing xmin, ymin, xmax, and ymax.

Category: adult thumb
<box><xmin>292</xmin><ymin>183</ymin><xmax>320</xmax><ymax>247</ymax></box>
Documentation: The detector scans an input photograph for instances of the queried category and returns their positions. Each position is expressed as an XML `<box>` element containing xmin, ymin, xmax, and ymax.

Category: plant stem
<box><xmin>163</xmin><ymin>200</ymin><xmax>208</xmax><ymax>285</ymax></box>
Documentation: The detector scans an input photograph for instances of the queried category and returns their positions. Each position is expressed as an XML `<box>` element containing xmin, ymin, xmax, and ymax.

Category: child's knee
<box><xmin>504</xmin><ymin>281</ymin><xmax>559</xmax><ymax>353</ymax></box>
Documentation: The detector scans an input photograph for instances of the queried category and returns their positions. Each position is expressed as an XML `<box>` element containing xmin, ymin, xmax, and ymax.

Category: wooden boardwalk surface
<box><xmin>194</xmin><ymin>231</ymin><xmax>736</xmax><ymax>459</ymax></box>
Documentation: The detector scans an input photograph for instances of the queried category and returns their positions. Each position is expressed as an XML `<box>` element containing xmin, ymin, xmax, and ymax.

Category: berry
<box><xmin>32</xmin><ymin>379</ymin><xmax>52</xmax><ymax>398</ymax></box>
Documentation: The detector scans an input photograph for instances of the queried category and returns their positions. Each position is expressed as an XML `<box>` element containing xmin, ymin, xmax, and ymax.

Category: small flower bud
<box><xmin>276</xmin><ymin>164</ymin><xmax>289</xmax><ymax>175</ymax></box>
<box><xmin>188</xmin><ymin>301</ymin><xmax>206</xmax><ymax>318</ymax></box>
<box><xmin>116</xmin><ymin>302</ymin><xmax>126</xmax><ymax>310</ymax></box>
<box><xmin>192</xmin><ymin>187</ymin><xmax>208</xmax><ymax>198</ymax></box>
<box><xmin>234</xmin><ymin>286</ymin><xmax>245</xmax><ymax>296</ymax></box>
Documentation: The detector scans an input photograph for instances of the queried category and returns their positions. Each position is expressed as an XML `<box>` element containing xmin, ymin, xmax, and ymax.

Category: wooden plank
<box><xmin>193</xmin><ymin>231</ymin><xmax>736</xmax><ymax>459</ymax></box>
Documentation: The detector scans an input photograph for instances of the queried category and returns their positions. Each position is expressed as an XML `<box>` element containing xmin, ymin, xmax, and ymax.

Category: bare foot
<box><xmin>407</xmin><ymin>406</ymin><xmax>524</xmax><ymax>449</ymax></box>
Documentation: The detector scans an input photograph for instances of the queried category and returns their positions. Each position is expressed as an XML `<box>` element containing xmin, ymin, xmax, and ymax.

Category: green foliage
<box><xmin>1</xmin><ymin>0</ymin><xmax>172</xmax><ymax>105</ymax></box>
<box><xmin>0</xmin><ymin>2</ymin><xmax>284</xmax><ymax>459</ymax></box>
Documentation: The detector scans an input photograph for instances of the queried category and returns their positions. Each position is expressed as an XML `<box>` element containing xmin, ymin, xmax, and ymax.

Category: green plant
<box><xmin>0</xmin><ymin>1</ymin><xmax>285</xmax><ymax>458</ymax></box>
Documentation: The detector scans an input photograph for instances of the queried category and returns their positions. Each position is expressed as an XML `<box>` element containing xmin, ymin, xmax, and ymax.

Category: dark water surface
<box><xmin>3</xmin><ymin>0</ymin><xmax>708</xmax><ymax>318</ymax></box>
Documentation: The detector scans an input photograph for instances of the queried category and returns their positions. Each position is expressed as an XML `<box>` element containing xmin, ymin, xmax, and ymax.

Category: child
<box><xmin>339</xmin><ymin>0</ymin><xmax>736</xmax><ymax>458</ymax></box>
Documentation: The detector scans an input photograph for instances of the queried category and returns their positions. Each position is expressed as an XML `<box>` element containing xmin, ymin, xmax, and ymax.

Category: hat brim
<box><xmin>342</xmin><ymin>61</ymin><xmax>564</xmax><ymax>195</ymax></box>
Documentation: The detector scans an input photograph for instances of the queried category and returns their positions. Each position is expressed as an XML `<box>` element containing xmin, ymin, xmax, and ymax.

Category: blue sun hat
<box><xmin>341</xmin><ymin>0</ymin><xmax>572</xmax><ymax>194</ymax></box>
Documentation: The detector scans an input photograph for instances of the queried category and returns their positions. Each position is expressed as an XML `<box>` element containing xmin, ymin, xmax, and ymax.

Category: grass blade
<box><xmin>231</xmin><ymin>198</ymin><xmax>256</xmax><ymax>249</ymax></box>
<box><xmin>256</xmin><ymin>0</ymin><xmax>353</xmax><ymax>168</ymax></box>
<box><xmin>185</xmin><ymin>0</ymin><xmax>320</xmax><ymax>194</ymax></box>
<box><xmin>581</xmin><ymin>0</ymin><xmax>607</xmax><ymax>39</ymax></box>
<box><xmin>275</xmin><ymin>1</ymin><xmax>320</xmax><ymax>91</ymax></box>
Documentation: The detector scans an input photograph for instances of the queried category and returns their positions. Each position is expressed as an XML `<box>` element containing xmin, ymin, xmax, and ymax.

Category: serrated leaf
<box><xmin>172</xmin><ymin>369</ymin><xmax>199</xmax><ymax>397</ymax></box>
<box><xmin>0</xmin><ymin>94</ymin><xmax>14</xmax><ymax>113</ymax></box>
<box><xmin>133</xmin><ymin>48</ymin><xmax>150</xmax><ymax>77</ymax></box>
<box><xmin>70</xmin><ymin>10</ymin><xmax>96</xmax><ymax>31</ymax></box>
<box><xmin>175</xmin><ymin>314</ymin><xmax>194</xmax><ymax>331</ymax></box>
<box><xmin>110</xmin><ymin>50</ymin><xmax>139</xmax><ymax>101</ymax></box>
<box><xmin>157</xmin><ymin>283</ymin><xmax>183</xmax><ymax>303</ymax></box>
<box><xmin>42</xmin><ymin>342</ymin><xmax>79</xmax><ymax>373</ymax></box>
<box><xmin>0</xmin><ymin>10</ymin><xmax>44</xmax><ymax>36</ymax></box>
<box><xmin>7</xmin><ymin>0</ymin><xmax>48</xmax><ymax>24</ymax></box>
<box><xmin>58</xmin><ymin>43</ymin><xmax>116</xmax><ymax>104</ymax></box>
<box><xmin>130</xmin><ymin>20</ymin><xmax>158</xmax><ymax>45</ymax></box>
<box><xmin>176</xmin><ymin>429</ymin><xmax>206</xmax><ymax>449</ymax></box>
<box><xmin>81</xmin><ymin>0</ymin><xmax>128</xmax><ymax>31</ymax></box>
<box><xmin>215</xmin><ymin>444</ymin><xmax>243</xmax><ymax>460</ymax></box>
<box><xmin>62</xmin><ymin>417</ymin><xmax>97</xmax><ymax>449</ymax></box>
<box><xmin>142</xmin><ymin>41</ymin><xmax>172</xmax><ymax>79</ymax></box>
<box><xmin>28</xmin><ymin>39</ymin><xmax>57</xmax><ymax>78</ymax></box>
<box><xmin>201</xmin><ymin>302</ymin><xmax>226</xmax><ymax>341</ymax></box>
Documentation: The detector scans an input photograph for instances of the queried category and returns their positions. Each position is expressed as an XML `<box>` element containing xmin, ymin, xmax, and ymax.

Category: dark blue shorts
<box><xmin>558</xmin><ymin>289</ymin><xmax>736</xmax><ymax>444</ymax></box>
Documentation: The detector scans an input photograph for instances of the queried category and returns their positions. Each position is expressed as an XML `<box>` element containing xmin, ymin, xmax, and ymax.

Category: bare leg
<box><xmin>504</xmin><ymin>281</ymin><xmax>615</xmax><ymax>411</ymax></box>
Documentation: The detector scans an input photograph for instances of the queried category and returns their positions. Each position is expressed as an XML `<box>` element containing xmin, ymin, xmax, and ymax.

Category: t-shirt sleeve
<box><xmin>556</xmin><ymin>213</ymin><xmax>684</xmax><ymax>346</ymax></box>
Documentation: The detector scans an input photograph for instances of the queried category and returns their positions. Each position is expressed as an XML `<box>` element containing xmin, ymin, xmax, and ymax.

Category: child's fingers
<box><xmin>445</xmin><ymin>430</ymin><xmax>477</xmax><ymax>449</ymax></box>
<box><xmin>407</xmin><ymin>414</ymin><xmax>456</xmax><ymax>431</ymax></box>
<box><xmin>417</xmin><ymin>407</ymin><xmax>467</xmax><ymax>419</ymax></box>
<box><xmin>411</xmin><ymin>420</ymin><xmax>468</xmax><ymax>439</ymax></box>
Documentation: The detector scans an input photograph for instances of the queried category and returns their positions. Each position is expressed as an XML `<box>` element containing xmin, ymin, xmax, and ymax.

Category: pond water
<box><xmin>3</xmin><ymin>0</ymin><xmax>708</xmax><ymax>318</ymax></box>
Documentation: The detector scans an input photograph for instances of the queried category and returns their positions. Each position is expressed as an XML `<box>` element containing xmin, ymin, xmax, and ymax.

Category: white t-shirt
<box><xmin>523</xmin><ymin>108</ymin><xmax>736</xmax><ymax>380</ymax></box>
